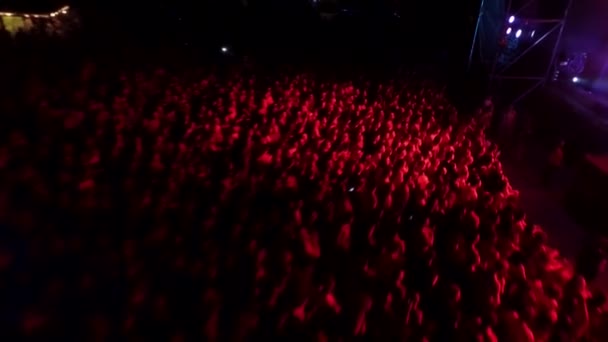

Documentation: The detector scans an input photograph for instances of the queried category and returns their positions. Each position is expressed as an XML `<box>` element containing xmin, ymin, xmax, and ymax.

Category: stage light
<box><xmin>531</xmin><ymin>30</ymin><xmax>535</xmax><ymax>38</ymax></box>
<box><xmin>506</xmin><ymin>27</ymin><xmax>512</xmax><ymax>35</ymax></box>
<box><xmin>221</xmin><ymin>46</ymin><xmax>228</xmax><ymax>53</ymax></box>
<box><xmin>509</xmin><ymin>16</ymin><xmax>515</xmax><ymax>23</ymax></box>
<box><xmin>572</xmin><ymin>77</ymin><xmax>579</xmax><ymax>83</ymax></box>
<box><xmin>515</xmin><ymin>29</ymin><xmax>522</xmax><ymax>38</ymax></box>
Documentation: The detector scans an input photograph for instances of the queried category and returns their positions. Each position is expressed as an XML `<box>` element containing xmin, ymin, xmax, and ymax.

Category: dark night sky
<box><xmin>0</xmin><ymin>0</ymin><xmax>480</xmax><ymax>59</ymax></box>
<box><xmin>0</xmin><ymin>0</ymin><xmax>65</xmax><ymax>12</ymax></box>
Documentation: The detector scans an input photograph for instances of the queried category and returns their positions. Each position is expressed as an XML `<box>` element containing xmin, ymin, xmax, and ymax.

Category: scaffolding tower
<box><xmin>469</xmin><ymin>0</ymin><xmax>574</xmax><ymax>106</ymax></box>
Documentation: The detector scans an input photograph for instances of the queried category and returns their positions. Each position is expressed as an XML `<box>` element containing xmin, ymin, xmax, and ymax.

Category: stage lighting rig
<box><xmin>552</xmin><ymin>52</ymin><xmax>587</xmax><ymax>82</ymax></box>
<box><xmin>468</xmin><ymin>0</ymin><xmax>575</xmax><ymax>105</ymax></box>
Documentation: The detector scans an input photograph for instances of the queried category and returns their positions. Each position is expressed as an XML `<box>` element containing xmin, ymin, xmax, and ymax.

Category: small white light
<box><xmin>572</xmin><ymin>77</ymin><xmax>579</xmax><ymax>83</ymax></box>
<box><xmin>515</xmin><ymin>29</ymin><xmax>522</xmax><ymax>38</ymax></box>
<box><xmin>509</xmin><ymin>16</ymin><xmax>515</xmax><ymax>23</ymax></box>
<box><xmin>506</xmin><ymin>27</ymin><xmax>512</xmax><ymax>35</ymax></box>
<box><xmin>221</xmin><ymin>47</ymin><xmax>228</xmax><ymax>53</ymax></box>
<box><xmin>531</xmin><ymin>30</ymin><xmax>535</xmax><ymax>38</ymax></box>
<box><xmin>348</xmin><ymin>187</ymin><xmax>355</xmax><ymax>192</ymax></box>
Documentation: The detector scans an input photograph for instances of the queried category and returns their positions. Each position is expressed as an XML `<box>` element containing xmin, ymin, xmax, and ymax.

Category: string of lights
<box><xmin>0</xmin><ymin>5</ymin><xmax>69</xmax><ymax>19</ymax></box>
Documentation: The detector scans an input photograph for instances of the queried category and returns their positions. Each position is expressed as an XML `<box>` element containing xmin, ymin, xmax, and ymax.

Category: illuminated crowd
<box><xmin>0</xmin><ymin>60</ymin><xmax>607</xmax><ymax>341</ymax></box>
<box><xmin>0</xmin><ymin>6</ymin><xmax>76</xmax><ymax>39</ymax></box>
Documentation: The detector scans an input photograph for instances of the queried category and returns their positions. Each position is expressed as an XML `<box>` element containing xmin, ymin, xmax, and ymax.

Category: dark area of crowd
<box><xmin>1</xmin><ymin>21</ymin><xmax>608</xmax><ymax>342</ymax></box>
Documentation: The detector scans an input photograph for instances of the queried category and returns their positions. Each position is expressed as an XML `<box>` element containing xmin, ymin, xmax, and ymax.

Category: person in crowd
<box><xmin>544</xmin><ymin>140</ymin><xmax>565</xmax><ymax>187</ymax></box>
<box><xmin>502</xmin><ymin>105</ymin><xmax>517</xmax><ymax>149</ymax></box>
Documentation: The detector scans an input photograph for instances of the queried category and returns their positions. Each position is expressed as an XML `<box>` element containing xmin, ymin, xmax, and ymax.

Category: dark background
<box><xmin>66</xmin><ymin>0</ymin><xmax>477</xmax><ymax>65</ymax></box>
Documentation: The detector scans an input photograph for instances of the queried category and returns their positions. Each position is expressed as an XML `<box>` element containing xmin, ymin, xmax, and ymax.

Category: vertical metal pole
<box><xmin>600</xmin><ymin>60</ymin><xmax>608</xmax><ymax>80</ymax></box>
<box><xmin>543</xmin><ymin>0</ymin><xmax>575</xmax><ymax>85</ymax></box>
<box><xmin>489</xmin><ymin>0</ymin><xmax>512</xmax><ymax>89</ymax></box>
<box><xmin>468</xmin><ymin>0</ymin><xmax>485</xmax><ymax>71</ymax></box>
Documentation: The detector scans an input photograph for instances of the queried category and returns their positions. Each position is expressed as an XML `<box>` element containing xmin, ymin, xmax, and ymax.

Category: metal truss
<box><xmin>469</xmin><ymin>0</ymin><xmax>575</xmax><ymax>105</ymax></box>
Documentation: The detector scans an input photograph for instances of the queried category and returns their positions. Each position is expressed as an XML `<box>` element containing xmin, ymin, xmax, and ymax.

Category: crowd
<box><xmin>1</xmin><ymin>59</ymin><xmax>608</xmax><ymax>341</ymax></box>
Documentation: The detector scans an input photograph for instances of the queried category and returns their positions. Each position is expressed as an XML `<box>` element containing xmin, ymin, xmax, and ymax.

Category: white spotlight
<box><xmin>531</xmin><ymin>30</ymin><xmax>535</xmax><ymax>38</ymax></box>
<box><xmin>572</xmin><ymin>77</ymin><xmax>579</xmax><ymax>83</ymax></box>
<box><xmin>506</xmin><ymin>27</ymin><xmax>512</xmax><ymax>35</ymax></box>
<box><xmin>509</xmin><ymin>16</ymin><xmax>515</xmax><ymax>23</ymax></box>
<box><xmin>515</xmin><ymin>29</ymin><xmax>522</xmax><ymax>38</ymax></box>
<box><xmin>221</xmin><ymin>46</ymin><xmax>228</xmax><ymax>53</ymax></box>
